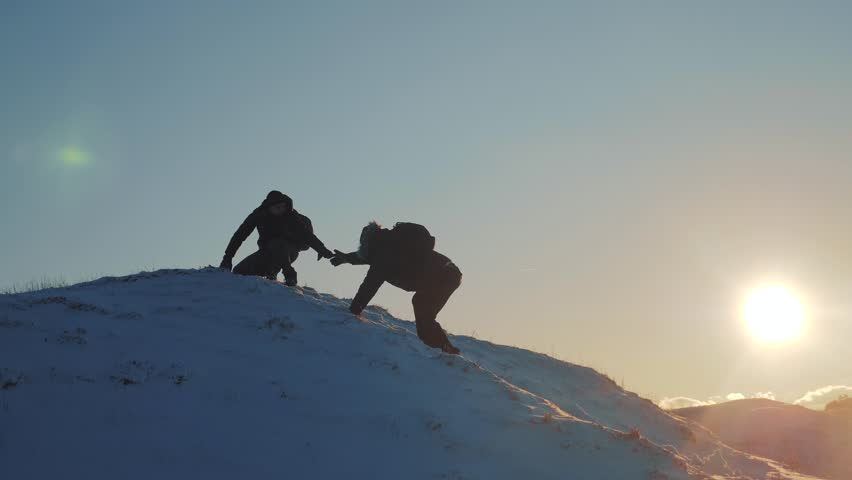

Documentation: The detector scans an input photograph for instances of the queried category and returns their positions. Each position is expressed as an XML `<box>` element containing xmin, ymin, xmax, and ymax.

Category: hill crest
<box><xmin>0</xmin><ymin>268</ymin><xmax>819</xmax><ymax>479</ymax></box>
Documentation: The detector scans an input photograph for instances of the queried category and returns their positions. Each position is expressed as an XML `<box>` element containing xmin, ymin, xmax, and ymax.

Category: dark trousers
<box><xmin>233</xmin><ymin>238</ymin><xmax>299</xmax><ymax>280</ymax></box>
<box><xmin>411</xmin><ymin>263</ymin><xmax>462</xmax><ymax>348</ymax></box>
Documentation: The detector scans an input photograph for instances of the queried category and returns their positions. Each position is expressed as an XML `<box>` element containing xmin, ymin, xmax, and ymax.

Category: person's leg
<box><xmin>233</xmin><ymin>249</ymin><xmax>275</xmax><ymax>276</ymax></box>
<box><xmin>412</xmin><ymin>290</ymin><xmax>446</xmax><ymax>347</ymax></box>
<box><xmin>281</xmin><ymin>251</ymin><xmax>300</xmax><ymax>286</ymax></box>
<box><xmin>264</xmin><ymin>239</ymin><xmax>300</xmax><ymax>285</ymax></box>
<box><xmin>412</xmin><ymin>266</ymin><xmax>462</xmax><ymax>351</ymax></box>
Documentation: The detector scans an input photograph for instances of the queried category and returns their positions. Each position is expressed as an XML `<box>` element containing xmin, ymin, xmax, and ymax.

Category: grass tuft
<box><xmin>1</xmin><ymin>276</ymin><xmax>70</xmax><ymax>295</ymax></box>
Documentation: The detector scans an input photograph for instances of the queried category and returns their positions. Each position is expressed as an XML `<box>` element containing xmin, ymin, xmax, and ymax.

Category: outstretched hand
<box><xmin>330</xmin><ymin>249</ymin><xmax>349</xmax><ymax>267</ymax></box>
<box><xmin>219</xmin><ymin>256</ymin><xmax>233</xmax><ymax>272</ymax></box>
<box><xmin>317</xmin><ymin>246</ymin><xmax>335</xmax><ymax>261</ymax></box>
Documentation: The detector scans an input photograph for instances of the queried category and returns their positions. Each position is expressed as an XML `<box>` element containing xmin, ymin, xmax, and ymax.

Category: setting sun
<box><xmin>743</xmin><ymin>285</ymin><xmax>805</xmax><ymax>344</ymax></box>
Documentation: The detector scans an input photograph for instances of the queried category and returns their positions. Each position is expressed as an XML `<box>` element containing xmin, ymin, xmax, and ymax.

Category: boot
<box><xmin>266</xmin><ymin>268</ymin><xmax>280</xmax><ymax>281</ymax></box>
<box><xmin>440</xmin><ymin>341</ymin><xmax>460</xmax><ymax>355</ymax></box>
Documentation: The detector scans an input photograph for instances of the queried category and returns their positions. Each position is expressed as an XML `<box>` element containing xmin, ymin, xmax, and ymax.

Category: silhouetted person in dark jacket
<box><xmin>331</xmin><ymin>222</ymin><xmax>461</xmax><ymax>354</ymax></box>
<box><xmin>220</xmin><ymin>190</ymin><xmax>334</xmax><ymax>286</ymax></box>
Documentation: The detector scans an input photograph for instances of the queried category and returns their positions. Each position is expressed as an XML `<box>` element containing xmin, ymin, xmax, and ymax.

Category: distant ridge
<box><xmin>674</xmin><ymin>398</ymin><xmax>851</xmax><ymax>479</ymax></box>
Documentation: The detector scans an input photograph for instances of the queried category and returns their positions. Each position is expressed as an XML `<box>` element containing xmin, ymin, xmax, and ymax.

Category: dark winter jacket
<box><xmin>348</xmin><ymin>228</ymin><xmax>457</xmax><ymax>313</ymax></box>
<box><xmin>224</xmin><ymin>196</ymin><xmax>329</xmax><ymax>259</ymax></box>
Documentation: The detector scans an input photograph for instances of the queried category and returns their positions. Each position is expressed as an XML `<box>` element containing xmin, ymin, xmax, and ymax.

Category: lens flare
<box><xmin>58</xmin><ymin>146</ymin><xmax>92</xmax><ymax>167</ymax></box>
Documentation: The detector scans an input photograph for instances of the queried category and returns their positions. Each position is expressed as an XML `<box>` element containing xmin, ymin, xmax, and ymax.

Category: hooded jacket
<box><xmin>224</xmin><ymin>191</ymin><xmax>329</xmax><ymax>259</ymax></box>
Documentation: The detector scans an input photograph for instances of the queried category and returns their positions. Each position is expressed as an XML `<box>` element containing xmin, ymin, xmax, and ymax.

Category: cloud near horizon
<box><xmin>659</xmin><ymin>391</ymin><xmax>777</xmax><ymax>410</ymax></box>
<box><xmin>794</xmin><ymin>385</ymin><xmax>852</xmax><ymax>406</ymax></box>
<box><xmin>657</xmin><ymin>397</ymin><xmax>716</xmax><ymax>410</ymax></box>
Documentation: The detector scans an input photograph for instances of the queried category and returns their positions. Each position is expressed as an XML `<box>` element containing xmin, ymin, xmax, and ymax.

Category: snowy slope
<box><xmin>673</xmin><ymin>399</ymin><xmax>851</xmax><ymax>480</ymax></box>
<box><xmin>0</xmin><ymin>268</ymin><xmax>820</xmax><ymax>480</ymax></box>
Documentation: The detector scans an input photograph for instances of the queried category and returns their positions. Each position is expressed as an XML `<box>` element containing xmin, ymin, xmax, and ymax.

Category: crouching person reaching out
<box><xmin>219</xmin><ymin>190</ymin><xmax>334</xmax><ymax>286</ymax></box>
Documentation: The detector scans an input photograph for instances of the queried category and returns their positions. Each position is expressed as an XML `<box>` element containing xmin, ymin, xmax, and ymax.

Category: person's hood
<box><xmin>260</xmin><ymin>190</ymin><xmax>293</xmax><ymax>210</ymax></box>
<box><xmin>357</xmin><ymin>221</ymin><xmax>382</xmax><ymax>260</ymax></box>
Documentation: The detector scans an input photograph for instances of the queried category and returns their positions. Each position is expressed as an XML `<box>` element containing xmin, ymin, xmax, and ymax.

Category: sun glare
<box><xmin>742</xmin><ymin>285</ymin><xmax>805</xmax><ymax>344</ymax></box>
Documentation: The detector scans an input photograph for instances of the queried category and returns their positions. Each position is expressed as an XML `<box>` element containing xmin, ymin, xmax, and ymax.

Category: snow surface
<box><xmin>0</xmin><ymin>268</ymin><xmax>822</xmax><ymax>479</ymax></box>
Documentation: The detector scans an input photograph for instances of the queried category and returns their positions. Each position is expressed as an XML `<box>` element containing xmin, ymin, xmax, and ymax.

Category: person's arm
<box><xmin>350</xmin><ymin>266</ymin><xmax>384</xmax><ymax>315</ymax></box>
<box><xmin>222</xmin><ymin>212</ymin><xmax>257</xmax><ymax>268</ymax></box>
<box><xmin>331</xmin><ymin>250</ymin><xmax>369</xmax><ymax>266</ymax></box>
<box><xmin>306</xmin><ymin>234</ymin><xmax>334</xmax><ymax>259</ymax></box>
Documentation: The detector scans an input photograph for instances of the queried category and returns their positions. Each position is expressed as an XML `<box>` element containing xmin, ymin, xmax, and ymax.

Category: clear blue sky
<box><xmin>3</xmin><ymin>1</ymin><xmax>852</xmax><ymax>407</ymax></box>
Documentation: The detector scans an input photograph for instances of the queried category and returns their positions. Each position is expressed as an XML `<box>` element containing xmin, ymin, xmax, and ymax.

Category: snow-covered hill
<box><xmin>0</xmin><ymin>268</ymin><xmax>820</xmax><ymax>479</ymax></box>
<box><xmin>673</xmin><ymin>399</ymin><xmax>851</xmax><ymax>480</ymax></box>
